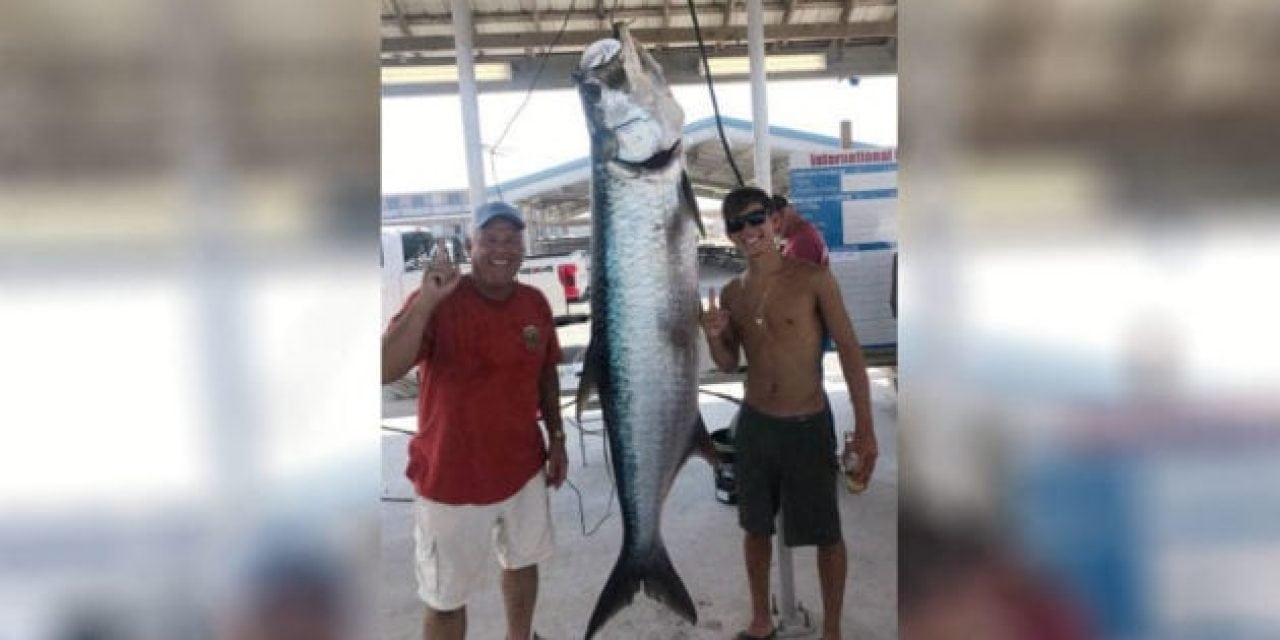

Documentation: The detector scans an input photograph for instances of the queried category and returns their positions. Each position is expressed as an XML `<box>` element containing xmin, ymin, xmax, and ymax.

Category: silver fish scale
<box><xmin>595</xmin><ymin>161</ymin><xmax>700</xmax><ymax>556</ymax></box>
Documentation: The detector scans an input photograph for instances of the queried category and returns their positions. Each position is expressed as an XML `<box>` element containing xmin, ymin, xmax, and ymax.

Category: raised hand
<box><xmin>417</xmin><ymin>238</ymin><xmax>461</xmax><ymax>310</ymax></box>
<box><xmin>699</xmin><ymin>286</ymin><xmax>730</xmax><ymax>339</ymax></box>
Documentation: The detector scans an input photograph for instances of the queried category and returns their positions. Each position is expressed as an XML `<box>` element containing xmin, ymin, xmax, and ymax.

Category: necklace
<box><xmin>750</xmin><ymin>272</ymin><xmax>778</xmax><ymax>329</ymax></box>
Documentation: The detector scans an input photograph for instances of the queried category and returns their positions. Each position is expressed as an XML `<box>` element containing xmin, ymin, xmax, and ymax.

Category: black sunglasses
<box><xmin>725</xmin><ymin>209</ymin><xmax>769</xmax><ymax>234</ymax></box>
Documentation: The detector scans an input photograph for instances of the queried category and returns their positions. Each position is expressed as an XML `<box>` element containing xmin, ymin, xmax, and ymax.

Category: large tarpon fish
<box><xmin>573</xmin><ymin>24</ymin><xmax>708</xmax><ymax>639</ymax></box>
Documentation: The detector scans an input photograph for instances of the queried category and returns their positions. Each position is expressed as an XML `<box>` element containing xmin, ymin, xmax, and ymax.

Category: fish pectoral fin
<box><xmin>680</xmin><ymin>171</ymin><xmax>706</xmax><ymax>238</ymax></box>
<box><xmin>686</xmin><ymin>414</ymin><xmax>717</xmax><ymax>466</ymax></box>
<box><xmin>573</xmin><ymin>336</ymin><xmax>603</xmax><ymax>423</ymax></box>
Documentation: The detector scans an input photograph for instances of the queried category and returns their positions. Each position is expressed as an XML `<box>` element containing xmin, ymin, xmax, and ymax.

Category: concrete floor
<box><xmin>380</xmin><ymin>266</ymin><xmax>897</xmax><ymax>639</ymax></box>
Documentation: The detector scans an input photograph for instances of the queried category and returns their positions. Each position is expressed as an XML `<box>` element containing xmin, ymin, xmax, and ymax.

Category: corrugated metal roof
<box><xmin>382</xmin><ymin>0</ymin><xmax>897</xmax><ymax>70</ymax></box>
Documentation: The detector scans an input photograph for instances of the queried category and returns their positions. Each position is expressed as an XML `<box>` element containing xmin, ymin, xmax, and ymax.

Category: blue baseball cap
<box><xmin>474</xmin><ymin>201</ymin><xmax>525</xmax><ymax>230</ymax></box>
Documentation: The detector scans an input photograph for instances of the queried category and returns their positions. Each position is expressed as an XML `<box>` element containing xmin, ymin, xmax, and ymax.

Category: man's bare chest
<box><xmin>731</xmin><ymin>287</ymin><xmax>820</xmax><ymax>338</ymax></box>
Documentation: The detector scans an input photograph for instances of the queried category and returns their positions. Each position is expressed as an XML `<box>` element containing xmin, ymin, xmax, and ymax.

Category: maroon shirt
<box><xmin>783</xmin><ymin>217</ymin><xmax>829</xmax><ymax>267</ymax></box>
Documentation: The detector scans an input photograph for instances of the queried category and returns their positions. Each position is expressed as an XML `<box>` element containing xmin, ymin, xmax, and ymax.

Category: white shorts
<box><xmin>412</xmin><ymin>473</ymin><xmax>555</xmax><ymax>611</ymax></box>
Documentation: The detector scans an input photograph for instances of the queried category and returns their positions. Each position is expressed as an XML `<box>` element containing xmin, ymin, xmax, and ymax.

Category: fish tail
<box><xmin>640</xmin><ymin>542</ymin><xmax>698</xmax><ymax>624</ymax></box>
<box><xmin>584</xmin><ymin>542</ymin><xmax>697</xmax><ymax>639</ymax></box>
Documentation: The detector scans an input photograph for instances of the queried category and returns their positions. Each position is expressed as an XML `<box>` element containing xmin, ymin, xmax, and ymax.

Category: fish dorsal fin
<box><xmin>679</xmin><ymin>171</ymin><xmax>706</xmax><ymax>238</ymax></box>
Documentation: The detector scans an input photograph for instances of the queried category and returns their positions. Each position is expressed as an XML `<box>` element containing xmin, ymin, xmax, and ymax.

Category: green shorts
<box><xmin>734</xmin><ymin>401</ymin><xmax>842</xmax><ymax>547</ymax></box>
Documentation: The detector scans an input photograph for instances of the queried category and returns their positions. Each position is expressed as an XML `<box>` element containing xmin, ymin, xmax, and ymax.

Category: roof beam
<box><xmin>382</xmin><ymin>19</ymin><xmax>898</xmax><ymax>53</ymax></box>
<box><xmin>382</xmin><ymin>43</ymin><xmax>898</xmax><ymax>96</ymax></box>
<box><xmin>693</xmin><ymin>182</ymin><xmax>737</xmax><ymax>200</ymax></box>
<box><xmin>386</xmin><ymin>2</ymin><xmax>899</xmax><ymax>27</ymax></box>
<box><xmin>783</xmin><ymin>0</ymin><xmax>798</xmax><ymax>25</ymax></box>
<box><xmin>388</xmin><ymin>0</ymin><xmax>412</xmax><ymax>37</ymax></box>
<box><xmin>528</xmin><ymin>0</ymin><xmax>541</xmax><ymax>57</ymax></box>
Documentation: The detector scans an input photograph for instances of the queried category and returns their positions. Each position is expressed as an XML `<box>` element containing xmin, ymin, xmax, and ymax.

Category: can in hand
<box><xmin>841</xmin><ymin>431</ymin><xmax>868</xmax><ymax>494</ymax></box>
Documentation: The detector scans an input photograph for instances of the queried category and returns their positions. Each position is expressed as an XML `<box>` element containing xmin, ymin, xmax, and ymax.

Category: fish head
<box><xmin>576</xmin><ymin>24</ymin><xmax>685</xmax><ymax>170</ymax></box>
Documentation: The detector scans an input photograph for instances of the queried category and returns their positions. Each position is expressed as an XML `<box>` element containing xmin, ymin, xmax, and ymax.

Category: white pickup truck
<box><xmin>381</xmin><ymin>226</ymin><xmax>590</xmax><ymax>330</ymax></box>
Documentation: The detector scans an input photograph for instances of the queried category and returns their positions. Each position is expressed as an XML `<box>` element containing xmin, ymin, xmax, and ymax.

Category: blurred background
<box><xmin>899</xmin><ymin>0</ymin><xmax>1280</xmax><ymax>638</ymax></box>
<box><xmin>5</xmin><ymin>0</ymin><xmax>1280</xmax><ymax>637</ymax></box>
<box><xmin>0</xmin><ymin>0</ymin><xmax>380</xmax><ymax>638</ymax></box>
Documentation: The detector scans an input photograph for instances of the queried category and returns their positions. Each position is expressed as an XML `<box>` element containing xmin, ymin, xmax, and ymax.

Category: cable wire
<box><xmin>380</xmin><ymin>412</ymin><xmax>616</xmax><ymax>537</ymax></box>
<box><xmin>697</xmin><ymin>387</ymin><xmax>744</xmax><ymax>405</ymax></box>
<box><xmin>561</xmin><ymin>412</ymin><xmax>617</xmax><ymax>537</ymax></box>
<box><xmin>489</xmin><ymin>0</ymin><xmax>579</xmax><ymax>199</ymax></box>
<box><xmin>685</xmin><ymin>0</ymin><xmax>745</xmax><ymax>187</ymax></box>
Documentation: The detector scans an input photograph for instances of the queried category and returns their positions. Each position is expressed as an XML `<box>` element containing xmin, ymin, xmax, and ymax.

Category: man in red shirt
<box><xmin>382</xmin><ymin>201</ymin><xmax>568</xmax><ymax>640</ymax></box>
<box><xmin>770</xmin><ymin>194</ymin><xmax>829</xmax><ymax>267</ymax></box>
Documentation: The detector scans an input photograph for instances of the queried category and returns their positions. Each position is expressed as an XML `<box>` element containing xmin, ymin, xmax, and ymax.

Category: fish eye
<box><xmin>599</xmin><ymin>59</ymin><xmax>628</xmax><ymax>89</ymax></box>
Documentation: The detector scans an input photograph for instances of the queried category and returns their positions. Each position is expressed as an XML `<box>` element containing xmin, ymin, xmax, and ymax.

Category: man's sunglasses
<box><xmin>725</xmin><ymin>209</ymin><xmax>769</xmax><ymax>234</ymax></box>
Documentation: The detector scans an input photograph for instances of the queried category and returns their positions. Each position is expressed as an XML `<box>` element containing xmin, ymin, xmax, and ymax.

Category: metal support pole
<box><xmin>748</xmin><ymin>0</ymin><xmax>771</xmax><ymax>194</ymax></box>
<box><xmin>451</xmin><ymin>0</ymin><xmax>487</xmax><ymax>230</ymax></box>
<box><xmin>749</xmin><ymin>0</ymin><xmax>813</xmax><ymax>635</ymax></box>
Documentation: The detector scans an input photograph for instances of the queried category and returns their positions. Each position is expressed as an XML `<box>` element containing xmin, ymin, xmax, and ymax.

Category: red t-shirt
<box><xmin>390</xmin><ymin>277</ymin><xmax>562</xmax><ymax>505</ymax></box>
<box><xmin>783</xmin><ymin>218</ymin><xmax>830</xmax><ymax>267</ymax></box>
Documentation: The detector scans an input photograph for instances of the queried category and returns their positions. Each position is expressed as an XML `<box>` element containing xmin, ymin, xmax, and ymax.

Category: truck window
<box><xmin>401</xmin><ymin>231</ymin><xmax>433</xmax><ymax>271</ymax></box>
<box><xmin>426</xmin><ymin>236</ymin><xmax>468</xmax><ymax>265</ymax></box>
<box><xmin>450</xmin><ymin>237</ymin><xmax>468</xmax><ymax>264</ymax></box>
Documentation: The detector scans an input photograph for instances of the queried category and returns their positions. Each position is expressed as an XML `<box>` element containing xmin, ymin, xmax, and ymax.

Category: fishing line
<box><xmin>697</xmin><ymin>387</ymin><xmax>744</xmax><ymax>405</ymax></box>
<box><xmin>380</xmin><ymin>414</ymin><xmax>617</xmax><ymax>537</ymax></box>
<box><xmin>488</xmin><ymin>0</ymin><xmax>578</xmax><ymax>200</ymax></box>
<box><xmin>561</xmin><ymin>408</ymin><xmax>617</xmax><ymax>536</ymax></box>
<box><xmin>685</xmin><ymin>0</ymin><xmax>745</xmax><ymax>187</ymax></box>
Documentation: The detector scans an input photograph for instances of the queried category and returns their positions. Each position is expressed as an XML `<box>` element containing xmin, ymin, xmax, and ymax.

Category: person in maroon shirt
<box><xmin>769</xmin><ymin>194</ymin><xmax>829</xmax><ymax>267</ymax></box>
<box><xmin>382</xmin><ymin>201</ymin><xmax>567</xmax><ymax>640</ymax></box>
<box><xmin>772</xmin><ymin>194</ymin><xmax>834</xmax><ymax>358</ymax></box>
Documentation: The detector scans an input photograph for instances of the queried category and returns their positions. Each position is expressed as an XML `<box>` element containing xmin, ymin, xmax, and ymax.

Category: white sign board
<box><xmin>789</xmin><ymin>148</ymin><xmax>897</xmax><ymax>349</ymax></box>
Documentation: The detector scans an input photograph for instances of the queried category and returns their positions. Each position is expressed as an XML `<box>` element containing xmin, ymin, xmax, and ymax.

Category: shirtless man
<box><xmin>701</xmin><ymin>187</ymin><xmax>878</xmax><ymax>640</ymax></box>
